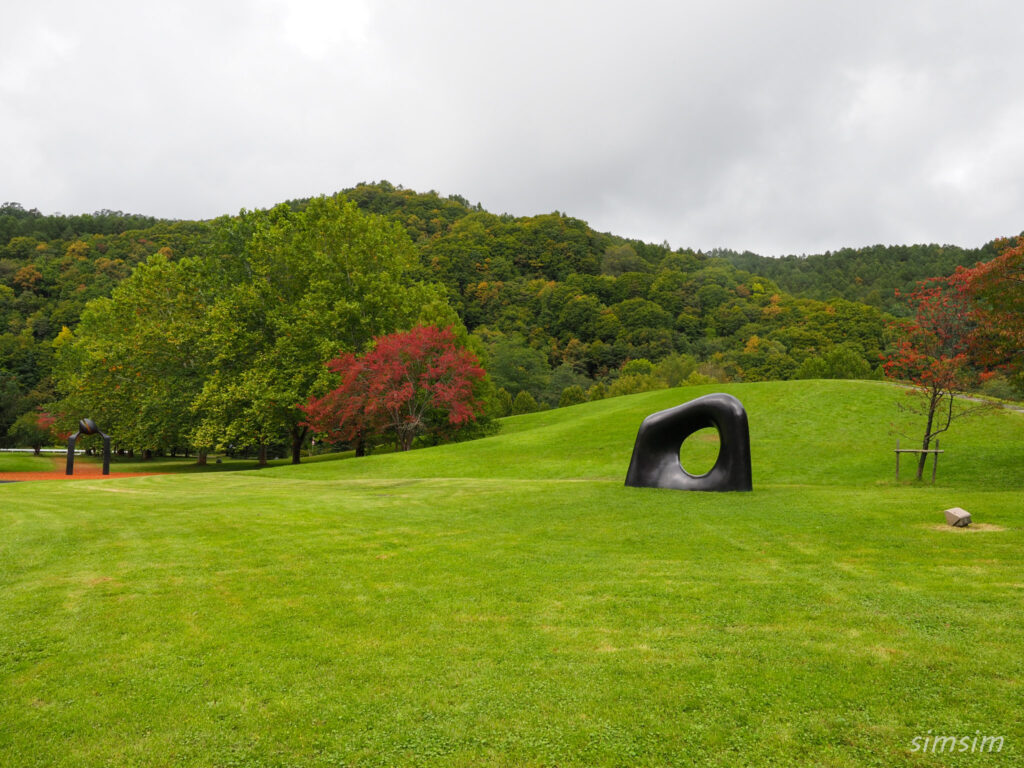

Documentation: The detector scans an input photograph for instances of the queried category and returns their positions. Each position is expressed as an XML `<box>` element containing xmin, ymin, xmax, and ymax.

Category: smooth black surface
<box><xmin>65</xmin><ymin>432</ymin><xmax>79</xmax><ymax>476</ymax></box>
<box><xmin>625</xmin><ymin>393</ymin><xmax>752</xmax><ymax>492</ymax></box>
<box><xmin>66</xmin><ymin>420</ymin><xmax>111</xmax><ymax>476</ymax></box>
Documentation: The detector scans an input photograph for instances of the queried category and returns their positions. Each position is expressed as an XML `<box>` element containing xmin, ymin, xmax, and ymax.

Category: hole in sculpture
<box><xmin>678</xmin><ymin>427</ymin><xmax>721</xmax><ymax>477</ymax></box>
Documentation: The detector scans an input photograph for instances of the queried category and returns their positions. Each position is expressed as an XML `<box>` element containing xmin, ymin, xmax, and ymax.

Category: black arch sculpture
<box><xmin>625</xmin><ymin>393</ymin><xmax>752</xmax><ymax>491</ymax></box>
<box><xmin>66</xmin><ymin>418</ymin><xmax>111</xmax><ymax>476</ymax></box>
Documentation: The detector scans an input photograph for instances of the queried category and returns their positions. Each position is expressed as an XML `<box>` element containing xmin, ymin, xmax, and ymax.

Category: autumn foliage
<box><xmin>953</xmin><ymin>236</ymin><xmax>1024</xmax><ymax>377</ymax></box>
<box><xmin>887</xmin><ymin>236</ymin><xmax>1024</xmax><ymax>385</ymax></box>
<box><xmin>302</xmin><ymin>325</ymin><xmax>486</xmax><ymax>453</ymax></box>
<box><xmin>882</xmin><ymin>238</ymin><xmax>1024</xmax><ymax>479</ymax></box>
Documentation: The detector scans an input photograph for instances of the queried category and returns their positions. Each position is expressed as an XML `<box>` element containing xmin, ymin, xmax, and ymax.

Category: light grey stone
<box><xmin>944</xmin><ymin>507</ymin><xmax>971</xmax><ymax>527</ymax></box>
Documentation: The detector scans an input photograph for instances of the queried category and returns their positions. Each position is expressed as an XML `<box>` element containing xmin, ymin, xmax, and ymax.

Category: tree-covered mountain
<box><xmin>1</xmin><ymin>181</ymin><xmax>1011</xmax><ymax>453</ymax></box>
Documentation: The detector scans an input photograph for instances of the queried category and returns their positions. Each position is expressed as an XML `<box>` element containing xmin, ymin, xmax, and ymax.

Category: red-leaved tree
<box><xmin>883</xmin><ymin>276</ymin><xmax>985</xmax><ymax>480</ymax></box>
<box><xmin>301</xmin><ymin>354</ymin><xmax>381</xmax><ymax>456</ymax></box>
<box><xmin>302</xmin><ymin>325</ymin><xmax>486</xmax><ymax>453</ymax></box>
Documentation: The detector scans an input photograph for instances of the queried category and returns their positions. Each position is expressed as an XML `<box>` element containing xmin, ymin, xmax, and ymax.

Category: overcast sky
<box><xmin>3</xmin><ymin>1</ymin><xmax>1023</xmax><ymax>256</ymax></box>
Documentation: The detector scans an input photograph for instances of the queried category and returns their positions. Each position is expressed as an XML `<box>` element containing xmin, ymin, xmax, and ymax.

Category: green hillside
<box><xmin>280</xmin><ymin>379</ymin><xmax>1023</xmax><ymax>488</ymax></box>
<box><xmin>2</xmin><ymin>381</ymin><xmax>1022</xmax><ymax>766</ymax></box>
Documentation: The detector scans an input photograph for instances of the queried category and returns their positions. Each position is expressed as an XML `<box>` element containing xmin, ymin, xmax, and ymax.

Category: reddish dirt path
<box><xmin>0</xmin><ymin>456</ymin><xmax>168</xmax><ymax>482</ymax></box>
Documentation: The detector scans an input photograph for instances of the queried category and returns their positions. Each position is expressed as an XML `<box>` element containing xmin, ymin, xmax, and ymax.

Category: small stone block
<box><xmin>944</xmin><ymin>507</ymin><xmax>971</xmax><ymax>527</ymax></box>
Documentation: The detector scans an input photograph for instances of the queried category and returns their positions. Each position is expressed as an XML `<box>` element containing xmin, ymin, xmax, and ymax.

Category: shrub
<box><xmin>620</xmin><ymin>358</ymin><xmax>654</xmax><ymax>377</ymax></box>
<box><xmin>558</xmin><ymin>386</ymin><xmax>587</xmax><ymax>408</ymax></box>
<box><xmin>607</xmin><ymin>374</ymin><xmax>667</xmax><ymax>398</ymax></box>
<box><xmin>492</xmin><ymin>388</ymin><xmax>515</xmax><ymax>417</ymax></box>
<box><xmin>511</xmin><ymin>390</ymin><xmax>539</xmax><ymax>415</ymax></box>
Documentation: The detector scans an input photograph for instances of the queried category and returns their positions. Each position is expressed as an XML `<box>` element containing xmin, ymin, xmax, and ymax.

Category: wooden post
<box><xmin>895</xmin><ymin>438</ymin><xmax>900</xmax><ymax>482</ymax></box>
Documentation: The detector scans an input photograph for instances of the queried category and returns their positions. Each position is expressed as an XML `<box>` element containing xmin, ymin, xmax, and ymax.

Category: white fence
<box><xmin>0</xmin><ymin>448</ymin><xmax>84</xmax><ymax>454</ymax></box>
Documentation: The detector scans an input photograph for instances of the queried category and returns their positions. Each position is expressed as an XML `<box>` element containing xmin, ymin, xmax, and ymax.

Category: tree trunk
<box><xmin>916</xmin><ymin>393</ymin><xmax>938</xmax><ymax>481</ymax></box>
<box><xmin>399</xmin><ymin>429</ymin><xmax>414</xmax><ymax>452</ymax></box>
<box><xmin>290</xmin><ymin>425</ymin><xmax>308</xmax><ymax>465</ymax></box>
<box><xmin>258</xmin><ymin>444</ymin><xmax>267</xmax><ymax>466</ymax></box>
<box><xmin>197</xmin><ymin>448</ymin><xmax>208</xmax><ymax>466</ymax></box>
<box><xmin>355</xmin><ymin>435</ymin><xmax>366</xmax><ymax>457</ymax></box>
<box><xmin>142</xmin><ymin>449</ymin><xmax>152</xmax><ymax>461</ymax></box>
<box><xmin>128</xmin><ymin>448</ymin><xmax>134</xmax><ymax>458</ymax></box>
<box><xmin>33</xmin><ymin>445</ymin><xmax>41</xmax><ymax>456</ymax></box>
<box><xmin>915</xmin><ymin>451</ymin><xmax>928</xmax><ymax>481</ymax></box>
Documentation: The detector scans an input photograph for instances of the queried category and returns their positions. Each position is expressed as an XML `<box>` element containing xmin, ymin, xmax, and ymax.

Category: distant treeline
<box><xmin>0</xmin><ymin>202</ymin><xmax>168</xmax><ymax>243</ymax></box>
<box><xmin>716</xmin><ymin>241</ymin><xmax>1008</xmax><ymax>316</ymax></box>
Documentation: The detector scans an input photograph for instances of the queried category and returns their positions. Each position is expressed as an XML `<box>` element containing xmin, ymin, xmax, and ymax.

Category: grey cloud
<box><xmin>2</xmin><ymin>0</ymin><xmax>1022</xmax><ymax>254</ymax></box>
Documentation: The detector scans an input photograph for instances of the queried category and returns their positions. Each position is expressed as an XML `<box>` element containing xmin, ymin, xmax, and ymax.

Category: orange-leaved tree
<box><xmin>883</xmin><ymin>273</ymin><xmax>986</xmax><ymax>480</ymax></box>
<box><xmin>884</xmin><ymin>237</ymin><xmax>1024</xmax><ymax>480</ymax></box>
<box><xmin>953</xmin><ymin>236</ymin><xmax>1024</xmax><ymax>385</ymax></box>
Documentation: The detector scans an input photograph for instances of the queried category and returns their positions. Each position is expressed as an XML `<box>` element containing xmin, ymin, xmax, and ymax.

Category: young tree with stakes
<box><xmin>883</xmin><ymin>275</ymin><xmax>987</xmax><ymax>481</ymax></box>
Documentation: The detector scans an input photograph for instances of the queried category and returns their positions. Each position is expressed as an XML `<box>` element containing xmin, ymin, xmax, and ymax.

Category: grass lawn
<box><xmin>0</xmin><ymin>452</ymin><xmax>64</xmax><ymax>473</ymax></box>
<box><xmin>1</xmin><ymin>380</ymin><xmax>1022</xmax><ymax>766</ymax></box>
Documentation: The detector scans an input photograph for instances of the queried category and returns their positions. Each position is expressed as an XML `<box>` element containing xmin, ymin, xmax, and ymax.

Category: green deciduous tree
<box><xmin>53</xmin><ymin>253</ymin><xmax>212</xmax><ymax>457</ymax></box>
<box><xmin>54</xmin><ymin>196</ymin><xmax>445</xmax><ymax>464</ymax></box>
<box><xmin>485</xmin><ymin>334</ymin><xmax>552</xmax><ymax>403</ymax></box>
<box><xmin>7</xmin><ymin>411</ymin><xmax>57</xmax><ymax>454</ymax></box>
<box><xmin>191</xmin><ymin>197</ymin><xmax>444</xmax><ymax>464</ymax></box>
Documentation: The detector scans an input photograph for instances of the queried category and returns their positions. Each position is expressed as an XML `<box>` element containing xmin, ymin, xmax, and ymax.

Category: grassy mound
<box><xmin>278</xmin><ymin>379</ymin><xmax>1023</xmax><ymax>488</ymax></box>
<box><xmin>1</xmin><ymin>381</ymin><xmax>1021</xmax><ymax>766</ymax></box>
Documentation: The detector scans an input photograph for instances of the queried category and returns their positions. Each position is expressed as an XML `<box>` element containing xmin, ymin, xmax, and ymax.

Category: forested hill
<box><xmin>329</xmin><ymin>183</ymin><xmax>1009</xmax><ymax>316</ymax></box>
<box><xmin>716</xmin><ymin>241</ymin><xmax>1006</xmax><ymax>316</ymax></box>
<box><xmin>0</xmin><ymin>181</ymin><xmax>1012</xmax><ymax>452</ymax></box>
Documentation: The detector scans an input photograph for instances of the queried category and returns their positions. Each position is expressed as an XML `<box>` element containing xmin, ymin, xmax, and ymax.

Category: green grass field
<box><xmin>2</xmin><ymin>380</ymin><xmax>1022</xmax><ymax>766</ymax></box>
<box><xmin>0</xmin><ymin>452</ymin><xmax>62</xmax><ymax>473</ymax></box>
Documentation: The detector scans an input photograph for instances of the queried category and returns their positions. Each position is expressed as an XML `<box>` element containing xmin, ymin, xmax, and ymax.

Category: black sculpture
<box><xmin>66</xmin><ymin>418</ymin><xmax>111</xmax><ymax>476</ymax></box>
<box><xmin>625</xmin><ymin>393</ymin><xmax>752</xmax><ymax>491</ymax></box>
